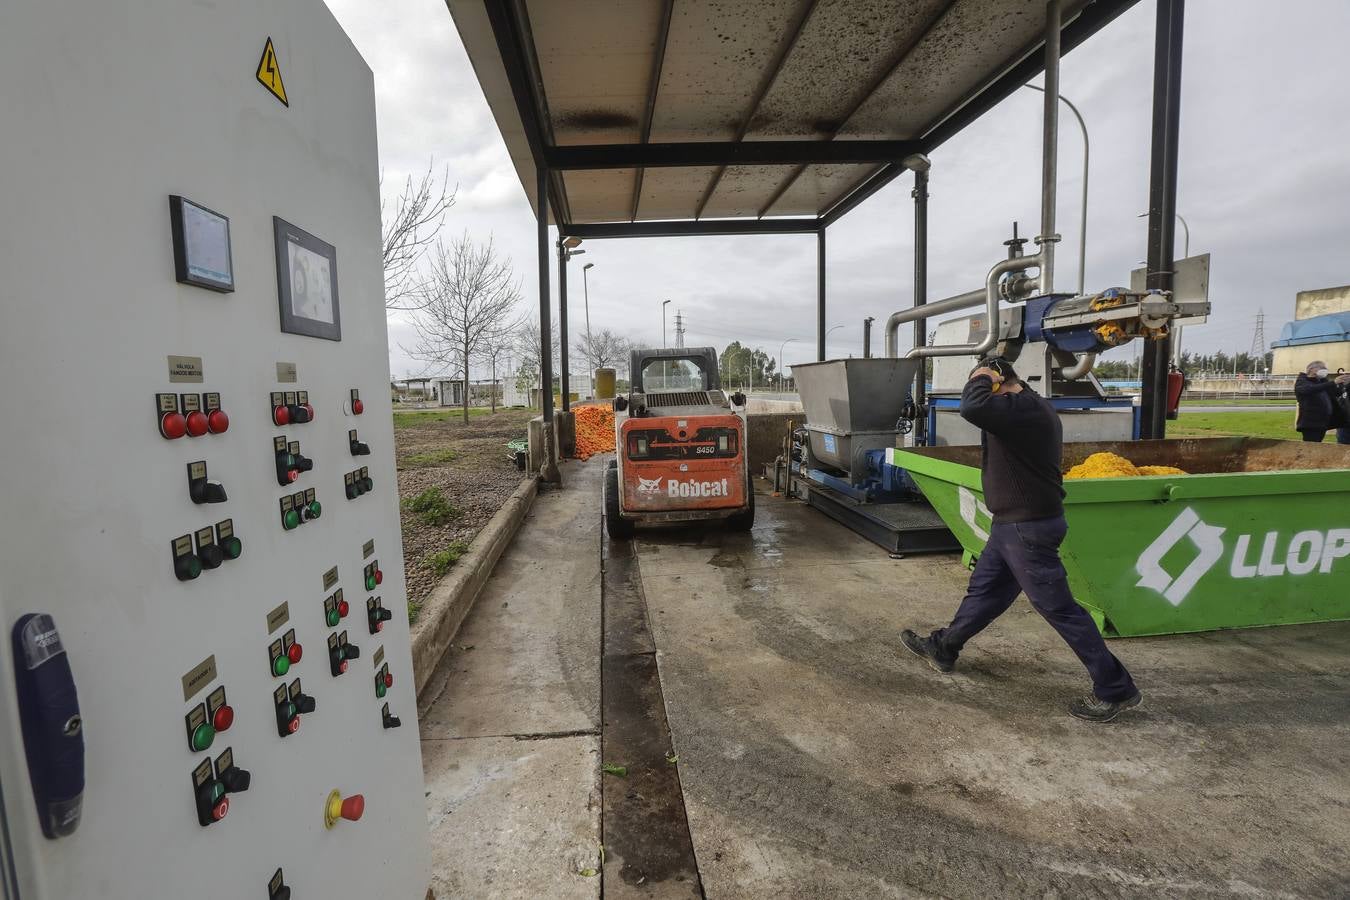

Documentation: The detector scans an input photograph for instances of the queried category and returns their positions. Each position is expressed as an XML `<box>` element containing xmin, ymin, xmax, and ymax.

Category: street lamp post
<box><xmin>582</xmin><ymin>262</ymin><xmax>595</xmax><ymax>398</ymax></box>
<box><xmin>778</xmin><ymin>338</ymin><xmax>797</xmax><ymax>391</ymax></box>
<box><xmin>1025</xmin><ymin>82</ymin><xmax>1088</xmax><ymax>297</ymax></box>
<box><xmin>662</xmin><ymin>300</ymin><xmax>671</xmax><ymax>348</ymax></box>
<box><xmin>823</xmin><ymin>324</ymin><xmax>843</xmax><ymax>363</ymax></box>
<box><xmin>557</xmin><ymin>237</ymin><xmax>586</xmax><ymax>411</ymax></box>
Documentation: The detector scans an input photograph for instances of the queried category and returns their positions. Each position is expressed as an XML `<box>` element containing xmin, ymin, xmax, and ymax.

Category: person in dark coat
<box><xmin>1294</xmin><ymin>360</ymin><xmax>1350</xmax><ymax>442</ymax></box>
<box><xmin>899</xmin><ymin>359</ymin><xmax>1141</xmax><ymax>723</ymax></box>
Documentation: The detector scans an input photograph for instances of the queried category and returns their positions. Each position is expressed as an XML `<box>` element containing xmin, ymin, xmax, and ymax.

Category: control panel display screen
<box><xmin>170</xmin><ymin>196</ymin><xmax>234</xmax><ymax>292</ymax></box>
<box><xmin>274</xmin><ymin>217</ymin><xmax>341</xmax><ymax>341</ymax></box>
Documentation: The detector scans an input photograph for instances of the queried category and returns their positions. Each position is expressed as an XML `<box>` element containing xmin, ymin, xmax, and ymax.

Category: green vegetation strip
<box><xmin>401</xmin><ymin>447</ymin><xmax>458</xmax><ymax>468</ymax></box>
<box><xmin>402</xmin><ymin>488</ymin><xmax>460</xmax><ymax>526</ymax></box>
<box><xmin>425</xmin><ymin>540</ymin><xmax>470</xmax><ymax>578</ymax></box>
<box><xmin>1170</xmin><ymin>410</ymin><xmax>1295</xmax><ymax>440</ymax></box>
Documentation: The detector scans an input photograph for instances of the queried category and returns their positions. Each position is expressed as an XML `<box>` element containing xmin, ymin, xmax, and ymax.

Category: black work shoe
<box><xmin>1068</xmin><ymin>691</ymin><xmax>1142</xmax><ymax>723</ymax></box>
<box><xmin>900</xmin><ymin>630</ymin><xmax>956</xmax><ymax>674</ymax></box>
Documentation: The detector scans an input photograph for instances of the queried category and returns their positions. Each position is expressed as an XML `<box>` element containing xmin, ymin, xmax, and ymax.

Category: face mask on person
<box><xmin>1316</xmin><ymin>368</ymin><xmax>1330</xmax><ymax>379</ymax></box>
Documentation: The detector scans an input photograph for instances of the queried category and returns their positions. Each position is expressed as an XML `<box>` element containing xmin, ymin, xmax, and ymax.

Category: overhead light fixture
<box><xmin>562</xmin><ymin>235</ymin><xmax>583</xmax><ymax>249</ymax></box>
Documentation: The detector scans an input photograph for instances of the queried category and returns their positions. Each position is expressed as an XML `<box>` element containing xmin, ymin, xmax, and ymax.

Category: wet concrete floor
<box><xmin>423</xmin><ymin>456</ymin><xmax>1350</xmax><ymax>898</ymax></box>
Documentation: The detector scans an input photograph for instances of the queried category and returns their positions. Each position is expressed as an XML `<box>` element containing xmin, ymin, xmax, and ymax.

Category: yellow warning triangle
<box><xmin>256</xmin><ymin>38</ymin><xmax>288</xmax><ymax>106</ymax></box>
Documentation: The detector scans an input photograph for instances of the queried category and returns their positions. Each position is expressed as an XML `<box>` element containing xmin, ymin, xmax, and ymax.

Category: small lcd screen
<box><xmin>170</xmin><ymin>196</ymin><xmax>234</xmax><ymax>292</ymax></box>
<box><xmin>273</xmin><ymin>217</ymin><xmax>341</xmax><ymax>341</ymax></box>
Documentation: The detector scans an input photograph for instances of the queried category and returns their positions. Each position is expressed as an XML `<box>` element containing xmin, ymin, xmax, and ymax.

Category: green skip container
<box><xmin>889</xmin><ymin>439</ymin><xmax>1350</xmax><ymax>637</ymax></box>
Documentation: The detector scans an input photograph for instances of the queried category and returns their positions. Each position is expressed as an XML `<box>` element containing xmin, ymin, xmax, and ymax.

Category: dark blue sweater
<box><xmin>960</xmin><ymin>376</ymin><xmax>1066</xmax><ymax>523</ymax></box>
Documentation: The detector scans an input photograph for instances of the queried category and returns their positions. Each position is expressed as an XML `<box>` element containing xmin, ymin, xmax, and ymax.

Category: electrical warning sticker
<box><xmin>257</xmin><ymin>38</ymin><xmax>287</xmax><ymax>106</ymax></box>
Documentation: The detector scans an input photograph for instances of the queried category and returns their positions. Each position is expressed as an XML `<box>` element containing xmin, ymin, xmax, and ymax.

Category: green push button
<box><xmin>222</xmin><ymin>536</ymin><xmax>243</xmax><ymax>559</ymax></box>
<box><xmin>365</xmin><ymin>574</ymin><xmax>376</xmax><ymax>591</ymax></box>
<box><xmin>210</xmin><ymin>782</ymin><xmax>225</xmax><ymax>803</ymax></box>
<box><xmin>326</xmin><ymin>608</ymin><xmax>340</xmax><ymax>627</ymax></box>
<box><xmin>272</xmin><ymin>655</ymin><xmax>290</xmax><ymax>677</ymax></box>
<box><xmin>375</xmin><ymin>679</ymin><xmax>386</xmax><ymax>699</ymax></box>
<box><xmin>283</xmin><ymin>509</ymin><xmax>301</xmax><ymax>530</ymax></box>
<box><xmin>307</xmin><ymin>501</ymin><xmax>322</xmax><ymax>520</ymax></box>
<box><xmin>191</xmin><ymin>722</ymin><xmax>216</xmax><ymax>752</ymax></box>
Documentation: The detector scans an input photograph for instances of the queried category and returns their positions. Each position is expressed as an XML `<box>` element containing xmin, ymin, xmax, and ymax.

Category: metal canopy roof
<box><xmin>448</xmin><ymin>0</ymin><xmax>1136</xmax><ymax>236</ymax></box>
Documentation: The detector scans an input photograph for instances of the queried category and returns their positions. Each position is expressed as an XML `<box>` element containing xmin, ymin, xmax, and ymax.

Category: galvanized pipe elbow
<box><xmin>905</xmin><ymin>254</ymin><xmax>1041</xmax><ymax>360</ymax></box>
<box><xmin>1060</xmin><ymin>351</ymin><xmax>1096</xmax><ymax>380</ymax></box>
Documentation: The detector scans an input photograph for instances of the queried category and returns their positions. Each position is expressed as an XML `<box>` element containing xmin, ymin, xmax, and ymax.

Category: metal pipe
<box><xmin>862</xmin><ymin>317</ymin><xmax>874</xmax><ymax>358</ymax></box>
<box><xmin>1025</xmin><ymin>84</ymin><xmax>1087</xmax><ymax>297</ymax></box>
<box><xmin>906</xmin><ymin>254</ymin><xmax>1042</xmax><ymax>360</ymax></box>
<box><xmin>1060</xmin><ymin>351</ymin><xmax>1096</xmax><ymax>380</ymax></box>
<box><xmin>816</xmin><ymin>229</ymin><xmax>826</xmax><ymax>360</ymax></box>
<box><xmin>884</xmin><ymin>289</ymin><xmax>986</xmax><ymax>358</ymax></box>
<box><xmin>1036</xmin><ymin>0</ymin><xmax>1062</xmax><ymax>296</ymax></box>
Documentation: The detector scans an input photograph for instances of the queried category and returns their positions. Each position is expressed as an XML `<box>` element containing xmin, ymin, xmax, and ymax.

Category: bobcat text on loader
<box><xmin>605</xmin><ymin>347</ymin><xmax>754</xmax><ymax>539</ymax></box>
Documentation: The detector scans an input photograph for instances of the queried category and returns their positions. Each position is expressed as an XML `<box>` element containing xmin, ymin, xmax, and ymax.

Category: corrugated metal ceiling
<box><xmin>448</xmin><ymin>0</ymin><xmax>1112</xmax><ymax>227</ymax></box>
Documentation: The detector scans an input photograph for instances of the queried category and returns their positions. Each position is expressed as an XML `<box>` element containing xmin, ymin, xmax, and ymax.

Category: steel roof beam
<box><xmin>819</xmin><ymin>0</ymin><xmax>1139</xmax><ymax>228</ymax></box>
<box><xmin>757</xmin><ymin>0</ymin><xmax>960</xmax><ymax>219</ymax></box>
<box><xmin>630</xmin><ymin>0</ymin><xmax>675</xmax><ymax>222</ymax></box>
<box><xmin>563</xmin><ymin>219</ymin><xmax>821</xmax><ymax>239</ymax></box>
<box><xmin>546</xmin><ymin>139</ymin><xmax>923</xmax><ymax>171</ymax></box>
<box><xmin>693</xmin><ymin>0</ymin><xmax>820</xmax><ymax>220</ymax></box>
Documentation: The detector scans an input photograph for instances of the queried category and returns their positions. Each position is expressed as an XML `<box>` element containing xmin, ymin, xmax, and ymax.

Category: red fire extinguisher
<box><xmin>1166</xmin><ymin>367</ymin><xmax>1185</xmax><ymax>420</ymax></box>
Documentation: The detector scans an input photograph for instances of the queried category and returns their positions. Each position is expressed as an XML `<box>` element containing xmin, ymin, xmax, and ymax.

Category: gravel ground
<box><xmin>394</xmin><ymin>407</ymin><xmax>534</xmax><ymax>613</ymax></box>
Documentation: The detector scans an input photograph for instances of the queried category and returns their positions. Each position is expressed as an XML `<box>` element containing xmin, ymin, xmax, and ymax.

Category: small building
<box><xmin>435</xmin><ymin>378</ymin><xmax>503</xmax><ymax>408</ymax></box>
<box><xmin>1271</xmin><ymin>285</ymin><xmax>1350</xmax><ymax>374</ymax></box>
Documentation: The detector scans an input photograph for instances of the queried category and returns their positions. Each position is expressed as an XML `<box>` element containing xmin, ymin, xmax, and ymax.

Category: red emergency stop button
<box><xmin>185</xmin><ymin>410</ymin><xmax>209</xmax><ymax>437</ymax></box>
<box><xmin>324</xmin><ymin>790</ymin><xmax>364</xmax><ymax>828</ymax></box>
<box><xmin>207</xmin><ymin>409</ymin><xmax>229</xmax><ymax>434</ymax></box>
<box><xmin>287</xmin><ymin>643</ymin><xmax>303</xmax><ymax>665</ymax></box>
<box><xmin>160</xmin><ymin>411</ymin><xmax>187</xmax><ymax>440</ymax></box>
<box><xmin>213</xmin><ymin>704</ymin><xmax>234</xmax><ymax>732</ymax></box>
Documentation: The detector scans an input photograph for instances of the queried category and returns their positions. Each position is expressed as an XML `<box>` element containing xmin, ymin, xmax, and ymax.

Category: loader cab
<box><xmin>605</xmin><ymin>346</ymin><xmax>754</xmax><ymax>538</ymax></box>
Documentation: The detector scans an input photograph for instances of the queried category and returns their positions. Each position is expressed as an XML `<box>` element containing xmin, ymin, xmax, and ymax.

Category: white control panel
<box><xmin>0</xmin><ymin>2</ymin><xmax>429</xmax><ymax>897</ymax></box>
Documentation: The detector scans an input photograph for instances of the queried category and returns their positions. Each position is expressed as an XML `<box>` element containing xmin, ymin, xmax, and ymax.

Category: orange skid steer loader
<box><xmin>604</xmin><ymin>347</ymin><xmax>754</xmax><ymax>539</ymax></box>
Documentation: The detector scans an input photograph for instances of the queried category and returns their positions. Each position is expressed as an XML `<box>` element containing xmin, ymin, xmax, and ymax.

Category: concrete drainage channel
<box><xmin>600</xmin><ymin>529</ymin><xmax>704</xmax><ymax>897</ymax></box>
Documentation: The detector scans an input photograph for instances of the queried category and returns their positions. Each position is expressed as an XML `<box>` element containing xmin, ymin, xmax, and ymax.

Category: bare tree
<box><xmin>410</xmin><ymin>234</ymin><xmax>523</xmax><ymax>422</ymax></box>
<box><xmin>514</xmin><ymin>319</ymin><xmax>560</xmax><ymax>406</ymax></box>
<box><xmin>574</xmin><ymin>329</ymin><xmax>632</xmax><ymax>380</ymax></box>
<box><xmin>382</xmin><ymin>161</ymin><xmax>456</xmax><ymax>311</ymax></box>
<box><xmin>476</xmin><ymin>325</ymin><xmax>515</xmax><ymax>414</ymax></box>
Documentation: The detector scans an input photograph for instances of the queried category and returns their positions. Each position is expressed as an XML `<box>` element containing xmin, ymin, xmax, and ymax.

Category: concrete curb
<box><xmin>411</xmin><ymin>475</ymin><xmax>539</xmax><ymax>699</ymax></box>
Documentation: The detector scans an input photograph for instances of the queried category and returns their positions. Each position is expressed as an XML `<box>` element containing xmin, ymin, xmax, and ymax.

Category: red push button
<box><xmin>287</xmin><ymin>643</ymin><xmax>303</xmax><ymax>665</ymax></box>
<box><xmin>374</xmin><ymin>568</ymin><xmax>383</xmax><ymax>586</ymax></box>
<box><xmin>340</xmin><ymin>795</ymin><xmax>364</xmax><ymax>822</ymax></box>
<box><xmin>384</xmin><ymin>672</ymin><xmax>393</xmax><ymax>689</ymax></box>
<box><xmin>160</xmin><ymin>411</ymin><xmax>187</xmax><ymax>440</ymax></box>
<box><xmin>207</xmin><ymin>409</ymin><xmax>230</xmax><ymax>434</ymax></box>
<box><xmin>352</xmin><ymin>398</ymin><xmax>364</xmax><ymax>415</ymax></box>
<box><xmin>213</xmin><ymin>797</ymin><xmax>230</xmax><ymax>821</ymax></box>
<box><xmin>273</xmin><ymin>405</ymin><xmax>290</xmax><ymax>426</ymax></box>
<box><xmin>185</xmin><ymin>410</ymin><xmax>209</xmax><ymax>437</ymax></box>
<box><xmin>213</xmin><ymin>705</ymin><xmax>235</xmax><ymax>732</ymax></box>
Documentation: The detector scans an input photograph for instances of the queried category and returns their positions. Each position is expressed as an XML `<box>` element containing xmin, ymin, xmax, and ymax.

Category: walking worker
<box><xmin>1294</xmin><ymin>360</ymin><xmax>1350</xmax><ymax>443</ymax></box>
<box><xmin>900</xmin><ymin>358</ymin><xmax>1141</xmax><ymax>722</ymax></box>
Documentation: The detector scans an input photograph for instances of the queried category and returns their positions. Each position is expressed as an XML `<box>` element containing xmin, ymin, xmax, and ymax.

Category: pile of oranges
<box><xmin>1065</xmin><ymin>451</ymin><xmax>1188</xmax><ymax>479</ymax></box>
<box><xmin>572</xmin><ymin>403</ymin><xmax>616</xmax><ymax>460</ymax></box>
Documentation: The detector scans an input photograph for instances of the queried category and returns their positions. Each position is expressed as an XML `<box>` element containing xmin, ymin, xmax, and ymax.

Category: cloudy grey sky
<box><xmin>326</xmin><ymin>0</ymin><xmax>1350</xmax><ymax>380</ymax></box>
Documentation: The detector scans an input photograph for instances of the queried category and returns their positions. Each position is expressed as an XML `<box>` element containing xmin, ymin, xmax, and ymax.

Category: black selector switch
<box><xmin>186</xmin><ymin>461</ymin><xmax>227</xmax><ymax>504</ymax></box>
<box><xmin>195</xmin><ymin>528</ymin><xmax>224</xmax><ymax>571</ymax></box>
<box><xmin>368</xmin><ymin>600</ymin><xmax>392</xmax><ymax>635</ymax></box>
<box><xmin>275</xmin><ymin>439</ymin><xmax>314</xmax><ymax>487</ymax></box>
<box><xmin>292</xmin><ymin>688</ymin><xmax>317</xmax><ymax>715</ymax></box>
<box><xmin>382</xmin><ymin>703</ymin><xmax>401</xmax><ymax>730</ymax></box>
<box><xmin>349</xmin><ymin>430</ymin><xmax>370</xmax><ymax>456</ymax></box>
<box><xmin>269</xmin><ymin>868</ymin><xmax>291</xmax><ymax>900</ymax></box>
<box><xmin>218</xmin><ymin>764</ymin><xmax>251</xmax><ymax>795</ymax></box>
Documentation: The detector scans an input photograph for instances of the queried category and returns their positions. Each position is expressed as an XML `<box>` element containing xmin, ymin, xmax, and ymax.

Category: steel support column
<box><xmin>912</xmin><ymin>167</ymin><xmax>929</xmax><ymax>439</ymax></box>
<box><xmin>816</xmin><ymin>230</ymin><xmax>827</xmax><ymax>360</ymax></box>
<box><xmin>557</xmin><ymin>240</ymin><xmax>570</xmax><ymax>411</ymax></box>
<box><xmin>1140</xmin><ymin>0</ymin><xmax>1185</xmax><ymax>439</ymax></box>
<box><xmin>537</xmin><ymin>166</ymin><xmax>560</xmax><ymax>483</ymax></box>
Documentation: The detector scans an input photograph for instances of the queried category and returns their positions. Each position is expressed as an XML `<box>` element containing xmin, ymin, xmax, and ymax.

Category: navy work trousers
<box><xmin>934</xmin><ymin>515</ymin><xmax>1137</xmax><ymax>702</ymax></box>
